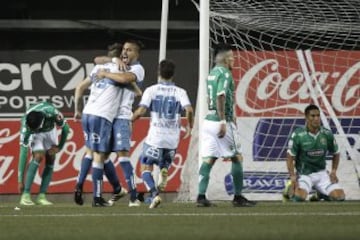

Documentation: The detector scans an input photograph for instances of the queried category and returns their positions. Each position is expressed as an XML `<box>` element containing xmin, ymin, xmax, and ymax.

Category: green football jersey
<box><xmin>205</xmin><ymin>66</ymin><xmax>234</xmax><ymax>122</ymax></box>
<box><xmin>288</xmin><ymin>126</ymin><xmax>339</xmax><ymax>175</ymax></box>
<box><xmin>20</xmin><ymin>101</ymin><xmax>65</xmax><ymax>146</ymax></box>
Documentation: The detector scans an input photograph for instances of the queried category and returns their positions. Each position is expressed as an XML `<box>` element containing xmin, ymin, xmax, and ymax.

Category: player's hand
<box><xmin>18</xmin><ymin>182</ymin><xmax>24</xmax><ymax>193</ymax></box>
<box><xmin>182</xmin><ymin>125</ymin><xmax>192</xmax><ymax>139</ymax></box>
<box><xmin>113</xmin><ymin>58</ymin><xmax>129</xmax><ymax>71</ymax></box>
<box><xmin>73</xmin><ymin>111</ymin><xmax>82</xmax><ymax>121</ymax></box>
<box><xmin>330</xmin><ymin>171</ymin><xmax>338</xmax><ymax>183</ymax></box>
<box><xmin>48</xmin><ymin>145</ymin><xmax>59</xmax><ymax>155</ymax></box>
<box><xmin>217</xmin><ymin>122</ymin><xmax>226</xmax><ymax>138</ymax></box>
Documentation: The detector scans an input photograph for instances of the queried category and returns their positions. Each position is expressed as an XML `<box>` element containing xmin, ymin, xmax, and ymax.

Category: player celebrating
<box><xmin>95</xmin><ymin>39</ymin><xmax>145</xmax><ymax>207</ymax></box>
<box><xmin>73</xmin><ymin>43</ymin><xmax>128</xmax><ymax>206</ymax></box>
<box><xmin>132</xmin><ymin>59</ymin><xmax>194</xmax><ymax>208</ymax></box>
<box><xmin>283</xmin><ymin>104</ymin><xmax>345</xmax><ymax>202</ymax></box>
<box><xmin>18</xmin><ymin>101</ymin><xmax>70</xmax><ymax>205</ymax></box>
<box><xmin>197</xmin><ymin>43</ymin><xmax>256</xmax><ymax>207</ymax></box>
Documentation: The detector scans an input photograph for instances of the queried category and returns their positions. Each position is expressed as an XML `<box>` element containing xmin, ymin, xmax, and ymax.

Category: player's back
<box><xmin>143</xmin><ymin>82</ymin><xmax>191</xmax><ymax>149</ymax></box>
<box><xmin>83</xmin><ymin>63</ymin><xmax>123</xmax><ymax>122</ymax></box>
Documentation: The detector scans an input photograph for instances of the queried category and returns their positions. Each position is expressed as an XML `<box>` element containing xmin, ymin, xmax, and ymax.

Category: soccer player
<box><xmin>197</xmin><ymin>43</ymin><xmax>256</xmax><ymax>207</ymax></box>
<box><xmin>132</xmin><ymin>59</ymin><xmax>194</xmax><ymax>209</ymax></box>
<box><xmin>18</xmin><ymin>101</ymin><xmax>70</xmax><ymax>205</ymax></box>
<box><xmin>73</xmin><ymin>43</ymin><xmax>127</xmax><ymax>206</ymax></box>
<box><xmin>283</xmin><ymin>104</ymin><xmax>345</xmax><ymax>202</ymax></box>
<box><xmin>94</xmin><ymin>39</ymin><xmax>145</xmax><ymax>207</ymax></box>
<box><xmin>79</xmin><ymin>46</ymin><xmax>143</xmax><ymax>207</ymax></box>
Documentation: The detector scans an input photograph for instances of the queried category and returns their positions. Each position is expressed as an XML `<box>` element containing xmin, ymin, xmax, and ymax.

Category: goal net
<box><xmin>177</xmin><ymin>0</ymin><xmax>360</xmax><ymax>201</ymax></box>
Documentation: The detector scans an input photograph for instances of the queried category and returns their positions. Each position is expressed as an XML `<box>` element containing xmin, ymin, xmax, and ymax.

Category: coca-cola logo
<box><xmin>0</xmin><ymin>119</ymin><xmax>190</xmax><ymax>193</ymax></box>
<box><xmin>235</xmin><ymin>51</ymin><xmax>360</xmax><ymax>116</ymax></box>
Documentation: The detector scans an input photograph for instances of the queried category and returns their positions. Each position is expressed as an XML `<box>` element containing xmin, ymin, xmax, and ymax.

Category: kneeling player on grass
<box><xmin>283</xmin><ymin>104</ymin><xmax>345</xmax><ymax>202</ymax></box>
<box><xmin>132</xmin><ymin>59</ymin><xmax>193</xmax><ymax>209</ymax></box>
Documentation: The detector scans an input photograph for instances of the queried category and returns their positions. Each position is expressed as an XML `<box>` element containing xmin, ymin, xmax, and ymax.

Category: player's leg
<box><xmin>315</xmin><ymin>170</ymin><xmax>345</xmax><ymax>201</ymax></box>
<box><xmin>197</xmin><ymin>120</ymin><xmax>219</xmax><ymax>207</ymax></box>
<box><xmin>293</xmin><ymin>174</ymin><xmax>312</xmax><ymax>201</ymax></box>
<box><xmin>230</xmin><ymin>154</ymin><xmax>256</xmax><ymax>207</ymax></box>
<box><xmin>36</xmin><ymin>152</ymin><xmax>55</xmax><ymax>205</ymax></box>
<box><xmin>157</xmin><ymin>149</ymin><xmax>175</xmax><ymax>191</ymax></box>
<box><xmin>36</xmin><ymin>128</ymin><xmax>60</xmax><ymax>205</ymax></box>
<box><xmin>140</xmin><ymin>144</ymin><xmax>162</xmax><ymax>208</ymax></box>
<box><xmin>20</xmin><ymin>133</ymin><xmax>45</xmax><ymax>205</ymax></box>
<box><xmin>74</xmin><ymin>147</ymin><xmax>93</xmax><ymax>205</ymax></box>
<box><xmin>74</xmin><ymin>114</ymin><xmax>93</xmax><ymax>205</ymax></box>
<box><xmin>113</xmin><ymin>119</ymin><xmax>137</xmax><ymax>205</ymax></box>
<box><xmin>89</xmin><ymin>116</ymin><xmax>112</xmax><ymax>207</ymax></box>
<box><xmin>104</xmin><ymin>157</ymin><xmax>127</xmax><ymax>205</ymax></box>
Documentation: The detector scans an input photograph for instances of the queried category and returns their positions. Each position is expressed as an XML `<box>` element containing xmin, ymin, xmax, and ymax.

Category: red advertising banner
<box><xmin>233</xmin><ymin>50</ymin><xmax>360</xmax><ymax>117</ymax></box>
<box><xmin>0</xmin><ymin>119</ymin><xmax>191</xmax><ymax>194</ymax></box>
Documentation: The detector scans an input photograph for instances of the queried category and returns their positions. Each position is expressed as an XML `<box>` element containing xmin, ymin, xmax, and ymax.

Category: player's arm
<box><xmin>54</xmin><ymin>110</ymin><xmax>70</xmax><ymax>151</ymax></box>
<box><xmin>132</xmin><ymin>106</ymin><xmax>147</xmax><ymax>122</ymax></box>
<box><xmin>286</xmin><ymin>131</ymin><xmax>298</xmax><ymax>186</ymax></box>
<box><xmin>216</xmin><ymin>93</ymin><xmax>226</xmax><ymax>138</ymax></box>
<box><xmin>74</xmin><ymin>77</ymin><xmax>92</xmax><ymax>120</ymax></box>
<box><xmin>18</xmin><ymin>118</ymin><xmax>30</xmax><ymax>192</ymax></box>
<box><xmin>328</xmin><ymin>133</ymin><xmax>340</xmax><ymax>183</ymax></box>
<box><xmin>130</xmin><ymin>81</ymin><xmax>142</xmax><ymax>97</ymax></box>
<box><xmin>96</xmin><ymin>70</ymin><xmax>137</xmax><ymax>84</ymax></box>
<box><xmin>286</xmin><ymin>153</ymin><xmax>297</xmax><ymax>184</ymax></box>
<box><xmin>183</xmin><ymin>105</ymin><xmax>194</xmax><ymax>139</ymax></box>
<box><xmin>94</xmin><ymin>56</ymin><xmax>128</xmax><ymax>71</ymax></box>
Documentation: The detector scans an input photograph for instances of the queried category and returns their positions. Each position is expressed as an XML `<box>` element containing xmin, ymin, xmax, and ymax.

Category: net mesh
<box><xmin>176</xmin><ymin>0</ymin><xmax>360</xmax><ymax>201</ymax></box>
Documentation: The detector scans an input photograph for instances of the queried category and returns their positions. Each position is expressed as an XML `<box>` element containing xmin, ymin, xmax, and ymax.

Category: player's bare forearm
<box><xmin>286</xmin><ymin>153</ymin><xmax>296</xmax><ymax>179</ymax></box>
<box><xmin>185</xmin><ymin>106</ymin><xmax>194</xmax><ymax>129</ymax></box>
<box><xmin>216</xmin><ymin>94</ymin><xmax>226</xmax><ymax>121</ymax></box>
<box><xmin>98</xmin><ymin>71</ymin><xmax>136</xmax><ymax>84</ymax></box>
<box><xmin>132</xmin><ymin>106</ymin><xmax>147</xmax><ymax>122</ymax></box>
<box><xmin>331</xmin><ymin>153</ymin><xmax>340</xmax><ymax>172</ymax></box>
<box><xmin>94</xmin><ymin>56</ymin><xmax>111</xmax><ymax>64</ymax></box>
<box><xmin>130</xmin><ymin>82</ymin><xmax>142</xmax><ymax>97</ymax></box>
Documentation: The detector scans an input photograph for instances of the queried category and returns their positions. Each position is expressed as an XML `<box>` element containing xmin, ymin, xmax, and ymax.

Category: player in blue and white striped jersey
<box><xmin>95</xmin><ymin>40</ymin><xmax>145</xmax><ymax>207</ymax></box>
<box><xmin>132</xmin><ymin>59</ymin><xmax>194</xmax><ymax>208</ymax></box>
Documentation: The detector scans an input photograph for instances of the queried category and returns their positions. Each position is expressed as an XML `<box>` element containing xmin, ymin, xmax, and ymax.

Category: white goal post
<box><xmin>177</xmin><ymin>0</ymin><xmax>360</xmax><ymax>201</ymax></box>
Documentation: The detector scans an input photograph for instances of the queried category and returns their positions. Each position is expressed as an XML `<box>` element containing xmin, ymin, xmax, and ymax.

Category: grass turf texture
<box><xmin>1</xmin><ymin>201</ymin><xmax>360</xmax><ymax>240</ymax></box>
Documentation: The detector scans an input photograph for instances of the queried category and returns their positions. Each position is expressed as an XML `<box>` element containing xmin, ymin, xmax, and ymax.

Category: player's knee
<box><xmin>329</xmin><ymin>189</ymin><xmax>345</xmax><ymax>201</ymax></box>
<box><xmin>293</xmin><ymin>188</ymin><xmax>307</xmax><ymax>201</ymax></box>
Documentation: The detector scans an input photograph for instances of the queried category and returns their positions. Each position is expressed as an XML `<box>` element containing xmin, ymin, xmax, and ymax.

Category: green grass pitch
<box><xmin>1</xmin><ymin>200</ymin><xmax>360</xmax><ymax>240</ymax></box>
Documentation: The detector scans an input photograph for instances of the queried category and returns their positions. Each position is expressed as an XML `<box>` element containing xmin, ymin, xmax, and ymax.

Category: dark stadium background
<box><xmin>0</xmin><ymin>0</ymin><xmax>200</xmax><ymax>107</ymax></box>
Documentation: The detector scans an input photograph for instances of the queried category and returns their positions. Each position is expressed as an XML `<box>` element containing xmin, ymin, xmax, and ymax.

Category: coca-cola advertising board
<box><xmin>0</xmin><ymin>119</ymin><xmax>190</xmax><ymax>194</ymax></box>
<box><xmin>205</xmin><ymin>50</ymin><xmax>360</xmax><ymax>200</ymax></box>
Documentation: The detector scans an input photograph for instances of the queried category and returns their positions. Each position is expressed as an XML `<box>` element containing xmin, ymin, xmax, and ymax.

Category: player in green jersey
<box><xmin>283</xmin><ymin>104</ymin><xmax>345</xmax><ymax>202</ymax></box>
<box><xmin>18</xmin><ymin>101</ymin><xmax>70</xmax><ymax>205</ymax></box>
<box><xmin>197</xmin><ymin>43</ymin><xmax>256</xmax><ymax>207</ymax></box>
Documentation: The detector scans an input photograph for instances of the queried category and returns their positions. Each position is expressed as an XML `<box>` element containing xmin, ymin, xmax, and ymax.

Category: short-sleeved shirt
<box><xmin>139</xmin><ymin>81</ymin><xmax>191</xmax><ymax>149</ymax></box>
<box><xmin>288</xmin><ymin>126</ymin><xmax>339</xmax><ymax>175</ymax></box>
<box><xmin>205</xmin><ymin>66</ymin><xmax>234</xmax><ymax>122</ymax></box>
<box><xmin>20</xmin><ymin>101</ymin><xmax>65</xmax><ymax>146</ymax></box>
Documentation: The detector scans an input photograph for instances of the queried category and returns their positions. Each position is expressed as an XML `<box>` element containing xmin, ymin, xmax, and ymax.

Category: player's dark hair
<box><xmin>124</xmin><ymin>39</ymin><xmax>145</xmax><ymax>52</ymax></box>
<box><xmin>214</xmin><ymin>43</ymin><xmax>233</xmax><ymax>57</ymax></box>
<box><xmin>304</xmin><ymin>104</ymin><xmax>320</xmax><ymax>116</ymax></box>
<box><xmin>107</xmin><ymin>42</ymin><xmax>122</xmax><ymax>57</ymax></box>
<box><xmin>26</xmin><ymin>111</ymin><xmax>45</xmax><ymax>130</ymax></box>
<box><xmin>159</xmin><ymin>59</ymin><xmax>175</xmax><ymax>80</ymax></box>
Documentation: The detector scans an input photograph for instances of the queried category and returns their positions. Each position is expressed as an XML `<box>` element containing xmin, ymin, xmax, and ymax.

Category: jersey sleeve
<box><xmin>19</xmin><ymin>115</ymin><xmax>31</xmax><ymax>146</ymax></box>
<box><xmin>54</xmin><ymin>108</ymin><xmax>65</xmax><ymax>127</ymax></box>
<box><xmin>287</xmin><ymin>130</ymin><xmax>299</xmax><ymax>156</ymax></box>
<box><xmin>179</xmin><ymin>88</ymin><xmax>191</xmax><ymax>109</ymax></box>
<box><xmin>138</xmin><ymin>86</ymin><xmax>152</xmax><ymax>108</ymax></box>
<box><xmin>129</xmin><ymin>64</ymin><xmax>145</xmax><ymax>84</ymax></box>
<box><xmin>216</xmin><ymin>71</ymin><xmax>231</xmax><ymax>96</ymax></box>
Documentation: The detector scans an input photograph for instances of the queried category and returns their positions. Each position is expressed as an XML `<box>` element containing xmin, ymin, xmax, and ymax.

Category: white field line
<box><xmin>2</xmin><ymin>212</ymin><xmax>360</xmax><ymax>217</ymax></box>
